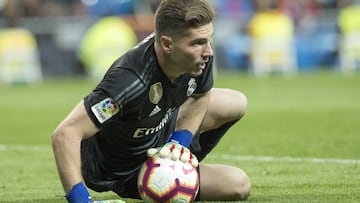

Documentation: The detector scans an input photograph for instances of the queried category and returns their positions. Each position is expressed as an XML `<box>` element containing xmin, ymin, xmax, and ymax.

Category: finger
<box><xmin>190</xmin><ymin>158</ymin><xmax>198</xmax><ymax>167</ymax></box>
<box><xmin>171</xmin><ymin>147</ymin><xmax>181</xmax><ymax>161</ymax></box>
<box><xmin>190</xmin><ymin>153</ymin><xmax>199</xmax><ymax>167</ymax></box>
<box><xmin>180</xmin><ymin>147</ymin><xmax>190</xmax><ymax>163</ymax></box>
<box><xmin>146</xmin><ymin>148</ymin><xmax>158</xmax><ymax>157</ymax></box>
<box><xmin>159</xmin><ymin>144</ymin><xmax>172</xmax><ymax>158</ymax></box>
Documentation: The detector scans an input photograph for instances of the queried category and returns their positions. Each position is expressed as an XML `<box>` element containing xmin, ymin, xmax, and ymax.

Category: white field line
<box><xmin>0</xmin><ymin>144</ymin><xmax>50</xmax><ymax>152</ymax></box>
<box><xmin>209</xmin><ymin>154</ymin><xmax>360</xmax><ymax>165</ymax></box>
<box><xmin>1</xmin><ymin>144</ymin><xmax>359</xmax><ymax>165</ymax></box>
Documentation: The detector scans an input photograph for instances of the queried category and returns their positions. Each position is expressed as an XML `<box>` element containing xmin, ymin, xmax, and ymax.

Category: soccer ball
<box><xmin>137</xmin><ymin>155</ymin><xmax>199</xmax><ymax>203</ymax></box>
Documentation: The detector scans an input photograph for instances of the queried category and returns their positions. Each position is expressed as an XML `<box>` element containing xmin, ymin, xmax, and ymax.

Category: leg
<box><xmin>199</xmin><ymin>164</ymin><xmax>251</xmax><ymax>201</ymax></box>
<box><xmin>194</xmin><ymin>88</ymin><xmax>251</xmax><ymax>200</ymax></box>
<box><xmin>200</xmin><ymin>88</ymin><xmax>247</xmax><ymax>132</ymax></box>
<box><xmin>190</xmin><ymin>88</ymin><xmax>247</xmax><ymax>161</ymax></box>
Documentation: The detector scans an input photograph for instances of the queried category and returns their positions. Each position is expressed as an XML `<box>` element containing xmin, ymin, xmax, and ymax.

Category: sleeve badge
<box><xmin>91</xmin><ymin>97</ymin><xmax>119</xmax><ymax>123</ymax></box>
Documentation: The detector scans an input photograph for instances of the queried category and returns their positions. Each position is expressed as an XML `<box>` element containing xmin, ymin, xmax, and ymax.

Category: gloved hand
<box><xmin>66</xmin><ymin>183</ymin><xmax>126</xmax><ymax>203</ymax></box>
<box><xmin>147</xmin><ymin>130</ymin><xmax>198</xmax><ymax>167</ymax></box>
<box><xmin>66</xmin><ymin>182</ymin><xmax>92</xmax><ymax>203</ymax></box>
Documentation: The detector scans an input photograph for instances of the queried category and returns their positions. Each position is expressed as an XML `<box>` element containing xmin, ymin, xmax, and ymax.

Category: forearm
<box><xmin>52</xmin><ymin>128</ymin><xmax>84</xmax><ymax>193</ymax></box>
<box><xmin>51</xmin><ymin>100</ymin><xmax>98</xmax><ymax>194</ymax></box>
<box><xmin>151</xmin><ymin>92</ymin><xmax>211</xmax><ymax>167</ymax></box>
<box><xmin>176</xmin><ymin>91</ymin><xmax>211</xmax><ymax>134</ymax></box>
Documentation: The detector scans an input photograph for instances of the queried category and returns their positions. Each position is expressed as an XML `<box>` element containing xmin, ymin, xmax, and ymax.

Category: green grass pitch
<box><xmin>0</xmin><ymin>70</ymin><xmax>359</xmax><ymax>202</ymax></box>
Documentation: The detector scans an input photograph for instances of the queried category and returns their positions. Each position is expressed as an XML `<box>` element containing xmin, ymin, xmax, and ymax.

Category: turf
<box><xmin>0</xmin><ymin>70</ymin><xmax>359</xmax><ymax>202</ymax></box>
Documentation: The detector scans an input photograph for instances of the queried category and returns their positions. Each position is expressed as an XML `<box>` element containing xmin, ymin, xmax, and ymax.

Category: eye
<box><xmin>191</xmin><ymin>43</ymin><xmax>201</xmax><ymax>48</ymax></box>
<box><xmin>191</xmin><ymin>40</ymin><xmax>207</xmax><ymax>47</ymax></box>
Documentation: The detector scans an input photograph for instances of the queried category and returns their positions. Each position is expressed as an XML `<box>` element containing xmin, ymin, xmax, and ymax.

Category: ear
<box><xmin>160</xmin><ymin>36</ymin><xmax>172</xmax><ymax>53</ymax></box>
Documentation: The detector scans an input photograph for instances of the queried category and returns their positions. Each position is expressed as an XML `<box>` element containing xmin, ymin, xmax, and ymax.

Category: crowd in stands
<box><xmin>0</xmin><ymin>0</ymin><xmax>359</xmax><ymax>81</ymax></box>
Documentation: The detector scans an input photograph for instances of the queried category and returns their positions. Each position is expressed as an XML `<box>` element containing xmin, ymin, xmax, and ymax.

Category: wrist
<box><xmin>168</xmin><ymin>130</ymin><xmax>193</xmax><ymax>147</ymax></box>
<box><xmin>66</xmin><ymin>182</ymin><xmax>92</xmax><ymax>203</ymax></box>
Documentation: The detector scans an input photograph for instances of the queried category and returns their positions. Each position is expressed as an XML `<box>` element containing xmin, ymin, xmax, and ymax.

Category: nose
<box><xmin>203</xmin><ymin>42</ymin><xmax>213</xmax><ymax>58</ymax></box>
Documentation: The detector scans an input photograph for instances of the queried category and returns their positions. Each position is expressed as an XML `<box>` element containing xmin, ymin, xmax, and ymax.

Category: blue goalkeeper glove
<box><xmin>66</xmin><ymin>182</ymin><xmax>92</xmax><ymax>203</ymax></box>
<box><xmin>147</xmin><ymin>130</ymin><xmax>198</xmax><ymax>167</ymax></box>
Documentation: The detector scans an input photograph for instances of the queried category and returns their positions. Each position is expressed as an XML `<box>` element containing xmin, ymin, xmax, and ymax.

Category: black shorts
<box><xmin>81</xmin><ymin>137</ymin><xmax>143</xmax><ymax>199</ymax></box>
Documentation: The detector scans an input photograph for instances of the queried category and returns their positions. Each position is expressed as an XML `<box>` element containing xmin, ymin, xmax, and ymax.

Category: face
<box><xmin>170</xmin><ymin>23</ymin><xmax>214</xmax><ymax>76</ymax></box>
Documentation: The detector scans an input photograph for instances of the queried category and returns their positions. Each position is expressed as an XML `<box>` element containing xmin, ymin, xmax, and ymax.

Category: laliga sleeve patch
<box><xmin>91</xmin><ymin>98</ymin><xmax>119</xmax><ymax>123</ymax></box>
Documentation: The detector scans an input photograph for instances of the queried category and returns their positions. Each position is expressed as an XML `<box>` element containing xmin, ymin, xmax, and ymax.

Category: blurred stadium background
<box><xmin>0</xmin><ymin>0</ymin><xmax>359</xmax><ymax>82</ymax></box>
<box><xmin>1</xmin><ymin>1</ymin><xmax>360</xmax><ymax>202</ymax></box>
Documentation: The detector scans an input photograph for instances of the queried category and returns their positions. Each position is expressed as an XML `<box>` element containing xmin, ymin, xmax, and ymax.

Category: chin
<box><xmin>190</xmin><ymin>70</ymin><xmax>203</xmax><ymax>76</ymax></box>
<box><xmin>190</xmin><ymin>69</ymin><xmax>203</xmax><ymax>76</ymax></box>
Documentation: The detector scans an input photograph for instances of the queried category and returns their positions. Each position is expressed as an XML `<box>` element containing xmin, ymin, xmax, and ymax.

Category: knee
<box><xmin>199</xmin><ymin>164</ymin><xmax>251</xmax><ymax>201</ymax></box>
<box><xmin>234</xmin><ymin>90</ymin><xmax>247</xmax><ymax>120</ymax></box>
<box><xmin>219</xmin><ymin>165</ymin><xmax>251</xmax><ymax>201</ymax></box>
<box><xmin>225</xmin><ymin>89</ymin><xmax>248</xmax><ymax>121</ymax></box>
<box><xmin>203</xmin><ymin>88</ymin><xmax>248</xmax><ymax>131</ymax></box>
<box><xmin>232</xmin><ymin>172</ymin><xmax>251</xmax><ymax>201</ymax></box>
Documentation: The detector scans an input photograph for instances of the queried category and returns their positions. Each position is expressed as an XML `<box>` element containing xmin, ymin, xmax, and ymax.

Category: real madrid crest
<box><xmin>149</xmin><ymin>82</ymin><xmax>163</xmax><ymax>104</ymax></box>
<box><xmin>187</xmin><ymin>78</ymin><xmax>197</xmax><ymax>96</ymax></box>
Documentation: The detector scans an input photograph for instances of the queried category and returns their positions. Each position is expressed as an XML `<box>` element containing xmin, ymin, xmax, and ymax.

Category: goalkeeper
<box><xmin>51</xmin><ymin>0</ymin><xmax>251</xmax><ymax>202</ymax></box>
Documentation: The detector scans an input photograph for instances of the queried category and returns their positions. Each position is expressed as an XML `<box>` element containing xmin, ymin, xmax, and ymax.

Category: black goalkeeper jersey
<box><xmin>82</xmin><ymin>34</ymin><xmax>214</xmax><ymax>178</ymax></box>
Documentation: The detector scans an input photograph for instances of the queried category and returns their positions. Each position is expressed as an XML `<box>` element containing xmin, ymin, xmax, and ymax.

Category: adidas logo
<box><xmin>149</xmin><ymin>105</ymin><xmax>161</xmax><ymax>117</ymax></box>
